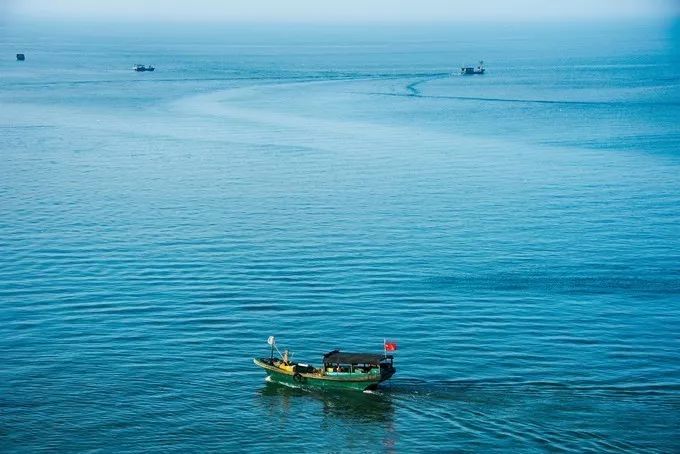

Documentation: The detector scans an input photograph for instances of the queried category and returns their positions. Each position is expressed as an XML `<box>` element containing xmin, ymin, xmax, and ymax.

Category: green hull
<box><xmin>253</xmin><ymin>358</ymin><xmax>388</xmax><ymax>392</ymax></box>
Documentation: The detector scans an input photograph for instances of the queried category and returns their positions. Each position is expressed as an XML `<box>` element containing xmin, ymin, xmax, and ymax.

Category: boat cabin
<box><xmin>461</xmin><ymin>61</ymin><xmax>485</xmax><ymax>75</ymax></box>
<box><xmin>322</xmin><ymin>350</ymin><xmax>394</xmax><ymax>375</ymax></box>
<box><xmin>133</xmin><ymin>64</ymin><xmax>155</xmax><ymax>72</ymax></box>
<box><xmin>16</xmin><ymin>54</ymin><xmax>25</xmax><ymax>61</ymax></box>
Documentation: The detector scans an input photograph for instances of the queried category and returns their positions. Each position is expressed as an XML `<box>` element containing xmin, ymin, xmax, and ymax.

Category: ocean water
<box><xmin>1</xmin><ymin>20</ymin><xmax>679</xmax><ymax>452</ymax></box>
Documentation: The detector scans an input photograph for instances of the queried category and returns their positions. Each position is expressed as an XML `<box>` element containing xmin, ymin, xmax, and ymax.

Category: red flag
<box><xmin>384</xmin><ymin>341</ymin><xmax>397</xmax><ymax>351</ymax></box>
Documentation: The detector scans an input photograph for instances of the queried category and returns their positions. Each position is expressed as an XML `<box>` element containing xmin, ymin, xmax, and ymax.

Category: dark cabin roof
<box><xmin>322</xmin><ymin>350</ymin><xmax>392</xmax><ymax>364</ymax></box>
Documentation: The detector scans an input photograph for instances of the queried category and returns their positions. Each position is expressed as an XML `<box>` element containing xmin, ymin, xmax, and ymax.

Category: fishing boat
<box><xmin>253</xmin><ymin>337</ymin><xmax>396</xmax><ymax>392</ymax></box>
<box><xmin>132</xmin><ymin>64</ymin><xmax>155</xmax><ymax>72</ymax></box>
<box><xmin>461</xmin><ymin>60</ymin><xmax>485</xmax><ymax>75</ymax></box>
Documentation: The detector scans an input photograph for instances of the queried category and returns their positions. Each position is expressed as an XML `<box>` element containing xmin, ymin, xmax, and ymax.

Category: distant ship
<box><xmin>132</xmin><ymin>64</ymin><xmax>155</xmax><ymax>72</ymax></box>
<box><xmin>16</xmin><ymin>53</ymin><xmax>25</xmax><ymax>61</ymax></box>
<box><xmin>461</xmin><ymin>60</ymin><xmax>485</xmax><ymax>75</ymax></box>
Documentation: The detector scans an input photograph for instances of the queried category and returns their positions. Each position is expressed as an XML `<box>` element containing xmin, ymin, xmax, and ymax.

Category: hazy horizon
<box><xmin>3</xmin><ymin>0</ymin><xmax>679</xmax><ymax>24</ymax></box>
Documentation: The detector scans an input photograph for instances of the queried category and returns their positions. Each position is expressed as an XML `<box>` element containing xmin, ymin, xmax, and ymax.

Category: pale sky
<box><xmin>5</xmin><ymin>0</ymin><xmax>679</xmax><ymax>23</ymax></box>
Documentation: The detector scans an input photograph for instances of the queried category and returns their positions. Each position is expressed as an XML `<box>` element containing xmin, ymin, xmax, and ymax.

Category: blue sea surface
<box><xmin>1</xmin><ymin>20</ymin><xmax>679</xmax><ymax>452</ymax></box>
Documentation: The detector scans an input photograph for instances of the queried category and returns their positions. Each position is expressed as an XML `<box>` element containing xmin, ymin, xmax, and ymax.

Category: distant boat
<box><xmin>461</xmin><ymin>60</ymin><xmax>485</xmax><ymax>75</ymax></box>
<box><xmin>16</xmin><ymin>53</ymin><xmax>25</xmax><ymax>61</ymax></box>
<box><xmin>132</xmin><ymin>64</ymin><xmax>155</xmax><ymax>72</ymax></box>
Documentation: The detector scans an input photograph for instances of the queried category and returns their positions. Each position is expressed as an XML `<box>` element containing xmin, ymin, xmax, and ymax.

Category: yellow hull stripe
<box><xmin>253</xmin><ymin>358</ymin><xmax>378</xmax><ymax>383</ymax></box>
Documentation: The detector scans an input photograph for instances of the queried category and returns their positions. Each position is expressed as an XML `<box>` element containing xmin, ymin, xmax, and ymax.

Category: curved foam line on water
<box><xmin>371</xmin><ymin>91</ymin><xmax>680</xmax><ymax>106</ymax></box>
<box><xmin>166</xmin><ymin>77</ymin><xmax>544</xmax><ymax>153</ymax></box>
<box><xmin>167</xmin><ymin>79</ymin><xmax>487</xmax><ymax>150</ymax></box>
<box><xmin>405</xmin><ymin>73</ymin><xmax>450</xmax><ymax>96</ymax></box>
<box><xmin>0</xmin><ymin>75</ymin><xmax>620</xmax><ymax>157</ymax></box>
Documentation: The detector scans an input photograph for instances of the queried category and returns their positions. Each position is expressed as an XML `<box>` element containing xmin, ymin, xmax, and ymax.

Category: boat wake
<box><xmin>405</xmin><ymin>73</ymin><xmax>450</xmax><ymax>96</ymax></box>
<box><xmin>379</xmin><ymin>377</ymin><xmax>680</xmax><ymax>403</ymax></box>
<box><xmin>370</xmin><ymin>90</ymin><xmax>680</xmax><ymax>106</ymax></box>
